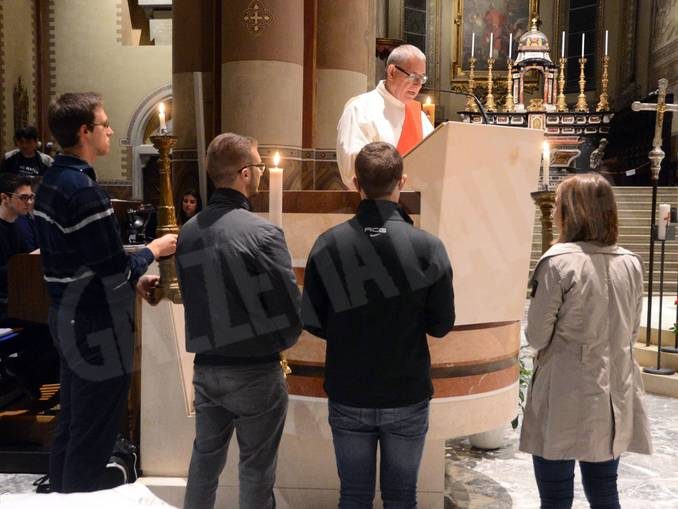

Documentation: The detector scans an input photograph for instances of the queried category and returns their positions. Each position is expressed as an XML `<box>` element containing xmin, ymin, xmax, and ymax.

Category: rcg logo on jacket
<box><xmin>364</xmin><ymin>227</ymin><xmax>387</xmax><ymax>237</ymax></box>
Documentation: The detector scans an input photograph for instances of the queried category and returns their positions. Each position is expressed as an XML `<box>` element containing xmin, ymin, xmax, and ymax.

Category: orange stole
<box><xmin>396</xmin><ymin>100</ymin><xmax>424</xmax><ymax>156</ymax></box>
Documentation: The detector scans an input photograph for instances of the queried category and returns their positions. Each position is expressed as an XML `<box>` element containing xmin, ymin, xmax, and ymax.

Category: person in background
<box><xmin>1</xmin><ymin>126</ymin><xmax>53</xmax><ymax>178</ymax></box>
<box><xmin>519</xmin><ymin>173</ymin><xmax>652</xmax><ymax>508</ymax></box>
<box><xmin>177</xmin><ymin>188</ymin><xmax>202</xmax><ymax>226</ymax></box>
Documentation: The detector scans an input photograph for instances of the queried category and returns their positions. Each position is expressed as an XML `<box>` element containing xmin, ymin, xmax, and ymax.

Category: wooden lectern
<box><xmin>404</xmin><ymin>121</ymin><xmax>544</xmax><ymax>325</ymax></box>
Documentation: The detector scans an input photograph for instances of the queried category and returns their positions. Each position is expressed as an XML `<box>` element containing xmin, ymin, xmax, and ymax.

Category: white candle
<box><xmin>561</xmin><ymin>31</ymin><xmax>565</xmax><ymax>58</ymax></box>
<box><xmin>158</xmin><ymin>102</ymin><xmax>167</xmax><ymax>132</ymax></box>
<box><xmin>604</xmin><ymin>30</ymin><xmax>608</xmax><ymax>56</ymax></box>
<box><xmin>269</xmin><ymin>152</ymin><xmax>283</xmax><ymax>227</ymax></box>
<box><xmin>489</xmin><ymin>32</ymin><xmax>493</xmax><ymax>58</ymax></box>
<box><xmin>542</xmin><ymin>141</ymin><xmax>550</xmax><ymax>188</ymax></box>
<box><xmin>658</xmin><ymin>203</ymin><xmax>671</xmax><ymax>240</ymax></box>
<box><xmin>581</xmin><ymin>33</ymin><xmax>585</xmax><ymax>58</ymax></box>
<box><xmin>471</xmin><ymin>32</ymin><xmax>475</xmax><ymax>58</ymax></box>
<box><xmin>508</xmin><ymin>33</ymin><xmax>513</xmax><ymax>59</ymax></box>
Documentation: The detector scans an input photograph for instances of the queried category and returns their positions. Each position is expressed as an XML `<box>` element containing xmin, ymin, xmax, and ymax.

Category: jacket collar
<box><xmin>356</xmin><ymin>199</ymin><xmax>413</xmax><ymax>225</ymax></box>
<box><xmin>208</xmin><ymin>187</ymin><xmax>252</xmax><ymax>211</ymax></box>
<box><xmin>376</xmin><ymin>80</ymin><xmax>405</xmax><ymax>109</ymax></box>
<box><xmin>543</xmin><ymin>241</ymin><xmax>630</xmax><ymax>257</ymax></box>
<box><xmin>52</xmin><ymin>154</ymin><xmax>97</xmax><ymax>181</ymax></box>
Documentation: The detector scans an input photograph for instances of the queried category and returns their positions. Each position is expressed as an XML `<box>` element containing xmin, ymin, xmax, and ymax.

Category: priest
<box><xmin>336</xmin><ymin>44</ymin><xmax>433</xmax><ymax>188</ymax></box>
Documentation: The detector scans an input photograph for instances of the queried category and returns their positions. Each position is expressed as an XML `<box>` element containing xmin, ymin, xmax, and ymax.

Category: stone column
<box><xmin>313</xmin><ymin>0</ymin><xmax>375</xmax><ymax>189</ymax></box>
<box><xmin>171</xmin><ymin>0</ymin><xmax>215</xmax><ymax>202</ymax></box>
<box><xmin>221</xmin><ymin>0</ymin><xmax>304</xmax><ymax>190</ymax></box>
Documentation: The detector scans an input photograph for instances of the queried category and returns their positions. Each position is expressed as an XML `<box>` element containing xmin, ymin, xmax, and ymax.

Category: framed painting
<box><xmin>452</xmin><ymin>0</ymin><xmax>533</xmax><ymax>80</ymax></box>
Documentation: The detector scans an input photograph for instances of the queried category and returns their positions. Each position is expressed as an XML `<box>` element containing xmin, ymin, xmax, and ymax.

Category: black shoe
<box><xmin>33</xmin><ymin>474</ymin><xmax>52</xmax><ymax>493</ymax></box>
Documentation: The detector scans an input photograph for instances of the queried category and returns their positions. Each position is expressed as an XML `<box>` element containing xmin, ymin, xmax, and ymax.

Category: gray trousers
<box><xmin>183</xmin><ymin>361</ymin><xmax>288</xmax><ymax>509</ymax></box>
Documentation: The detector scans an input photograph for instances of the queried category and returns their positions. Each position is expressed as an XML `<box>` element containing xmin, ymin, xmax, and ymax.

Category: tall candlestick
<box><xmin>485</xmin><ymin>55</ymin><xmax>497</xmax><ymax>112</ymax></box>
<box><xmin>561</xmin><ymin>31</ymin><xmax>565</xmax><ymax>58</ymax></box>
<box><xmin>581</xmin><ymin>33</ymin><xmax>585</xmax><ymax>58</ymax></box>
<box><xmin>575</xmin><ymin>57</ymin><xmax>589</xmax><ymax>112</ymax></box>
<box><xmin>604</xmin><ymin>30</ymin><xmax>608</xmax><ymax>56</ymax></box>
<box><xmin>542</xmin><ymin>141</ymin><xmax>551</xmax><ymax>189</ymax></box>
<box><xmin>471</xmin><ymin>32</ymin><xmax>475</xmax><ymax>58</ymax></box>
<box><xmin>158</xmin><ymin>102</ymin><xmax>167</xmax><ymax>132</ymax></box>
<box><xmin>658</xmin><ymin>203</ymin><xmax>671</xmax><ymax>240</ymax></box>
<box><xmin>508</xmin><ymin>33</ymin><xmax>513</xmax><ymax>59</ymax></box>
<box><xmin>465</xmin><ymin>57</ymin><xmax>478</xmax><ymax>112</ymax></box>
<box><xmin>489</xmin><ymin>32</ymin><xmax>493</xmax><ymax>58</ymax></box>
<box><xmin>269</xmin><ymin>152</ymin><xmax>283</xmax><ymax>227</ymax></box>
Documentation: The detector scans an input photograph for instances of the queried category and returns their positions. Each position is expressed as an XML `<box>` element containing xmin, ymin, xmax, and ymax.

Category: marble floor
<box><xmin>444</xmin><ymin>393</ymin><xmax>678</xmax><ymax>508</ymax></box>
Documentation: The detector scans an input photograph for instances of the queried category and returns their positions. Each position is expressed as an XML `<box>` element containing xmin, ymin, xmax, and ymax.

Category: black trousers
<box><xmin>48</xmin><ymin>303</ymin><xmax>134</xmax><ymax>493</ymax></box>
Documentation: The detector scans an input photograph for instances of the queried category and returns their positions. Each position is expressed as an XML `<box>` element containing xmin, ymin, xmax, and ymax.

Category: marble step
<box><xmin>634</xmin><ymin>343</ymin><xmax>678</xmax><ymax>371</ymax></box>
<box><xmin>640</xmin><ymin>371</ymin><xmax>678</xmax><ymax>398</ymax></box>
<box><xmin>638</xmin><ymin>328</ymin><xmax>678</xmax><ymax>348</ymax></box>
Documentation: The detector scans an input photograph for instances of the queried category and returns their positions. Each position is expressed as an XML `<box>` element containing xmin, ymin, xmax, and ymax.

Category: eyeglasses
<box><xmin>394</xmin><ymin>65</ymin><xmax>428</xmax><ymax>85</ymax></box>
<box><xmin>11</xmin><ymin>193</ymin><xmax>35</xmax><ymax>202</ymax></box>
<box><xmin>90</xmin><ymin>120</ymin><xmax>111</xmax><ymax>129</ymax></box>
<box><xmin>238</xmin><ymin>163</ymin><xmax>266</xmax><ymax>173</ymax></box>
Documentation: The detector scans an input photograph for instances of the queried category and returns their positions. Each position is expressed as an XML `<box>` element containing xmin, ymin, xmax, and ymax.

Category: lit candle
<box><xmin>561</xmin><ymin>31</ymin><xmax>565</xmax><ymax>58</ymax></box>
<box><xmin>542</xmin><ymin>141</ymin><xmax>550</xmax><ymax>188</ymax></box>
<box><xmin>489</xmin><ymin>32</ymin><xmax>493</xmax><ymax>58</ymax></box>
<box><xmin>158</xmin><ymin>102</ymin><xmax>167</xmax><ymax>132</ymax></box>
<box><xmin>471</xmin><ymin>32</ymin><xmax>475</xmax><ymax>58</ymax></box>
<box><xmin>508</xmin><ymin>33</ymin><xmax>513</xmax><ymax>60</ymax></box>
<box><xmin>658</xmin><ymin>203</ymin><xmax>671</xmax><ymax>240</ymax></box>
<box><xmin>581</xmin><ymin>33</ymin><xmax>585</xmax><ymax>58</ymax></box>
<box><xmin>423</xmin><ymin>96</ymin><xmax>435</xmax><ymax>126</ymax></box>
<box><xmin>269</xmin><ymin>152</ymin><xmax>283</xmax><ymax>227</ymax></box>
<box><xmin>604</xmin><ymin>30</ymin><xmax>608</xmax><ymax>56</ymax></box>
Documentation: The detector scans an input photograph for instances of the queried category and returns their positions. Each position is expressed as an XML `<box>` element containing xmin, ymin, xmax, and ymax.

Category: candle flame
<box><xmin>158</xmin><ymin>102</ymin><xmax>165</xmax><ymax>114</ymax></box>
<box><xmin>425</xmin><ymin>96</ymin><xmax>432</xmax><ymax>105</ymax></box>
<box><xmin>273</xmin><ymin>152</ymin><xmax>281</xmax><ymax>167</ymax></box>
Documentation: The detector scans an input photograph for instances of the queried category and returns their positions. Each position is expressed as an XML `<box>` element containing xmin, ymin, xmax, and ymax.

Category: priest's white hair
<box><xmin>386</xmin><ymin>44</ymin><xmax>426</xmax><ymax>67</ymax></box>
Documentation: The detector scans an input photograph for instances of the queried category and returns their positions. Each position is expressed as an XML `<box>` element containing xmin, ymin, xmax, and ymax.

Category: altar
<box><xmin>138</xmin><ymin>121</ymin><xmax>543</xmax><ymax>508</ymax></box>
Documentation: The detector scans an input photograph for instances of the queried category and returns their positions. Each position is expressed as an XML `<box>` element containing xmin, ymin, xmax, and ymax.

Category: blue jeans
<box><xmin>532</xmin><ymin>455</ymin><xmax>621</xmax><ymax>509</ymax></box>
<box><xmin>183</xmin><ymin>362</ymin><xmax>288</xmax><ymax>509</ymax></box>
<box><xmin>328</xmin><ymin>399</ymin><xmax>429</xmax><ymax>509</ymax></box>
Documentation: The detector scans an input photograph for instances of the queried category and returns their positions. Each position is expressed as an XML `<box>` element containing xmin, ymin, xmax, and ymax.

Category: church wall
<box><xmin>648</xmin><ymin>0</ymin><xmax>678</xmax><ymax>161</ymax></box>
<box><xmin>0</xmin><ymin>0</ymin><xmax>37</xmax><ymax>154</ymax></box>
<box><xmin>51</xmin><ymin>0</ymin><xmax>171</xmax><ymax>194</ymax></box>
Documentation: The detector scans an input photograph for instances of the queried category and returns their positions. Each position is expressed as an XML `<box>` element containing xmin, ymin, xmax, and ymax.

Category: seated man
<box><xmin>336</xmin><ymin>44</ymin><xmax>433</xmax><ymax>188</ymax></box>
<box><xmin>1</xmin><ymin>126</ymin><xmax>53</xmax><ymax>178</ymax></box>
<box><xmin>302</xmin><ymin>142</ymin><xmax>455</xmax><ymax>507</ymax></box>
<box><xmin>0</xmin><ymin>174</ymin><xmax>33</xmax><ymax>320</ymax></box>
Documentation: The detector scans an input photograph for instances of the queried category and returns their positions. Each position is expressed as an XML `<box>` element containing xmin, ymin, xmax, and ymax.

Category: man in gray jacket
<box><xmin>176</xmin><ymin>132</ymin><xmax>301</xmax><ymax>509</ymax></box>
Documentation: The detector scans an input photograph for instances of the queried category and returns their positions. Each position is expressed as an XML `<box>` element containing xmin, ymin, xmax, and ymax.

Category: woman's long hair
<box><xmin>177</xmin><ymin>189</ymin><xmax>202</xmax><ymax>226</ymax></box>
<box><xmin>555</xmin><ymin>173</ymin><xmax>618</xmax><ymax>246</ymax></box>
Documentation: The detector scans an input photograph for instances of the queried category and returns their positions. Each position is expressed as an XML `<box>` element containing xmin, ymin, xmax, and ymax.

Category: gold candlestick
<box><xmin>596</xmin><ymin>55</ymin><xmax>610</xmax><ymax>112</ymax></box>
<box><xmin>531</xmin><ymin>190</ymin><xmax>556</xmax><ymax>254</ymax></box>
<box><xmin>485</xmin><ymin>57</ymin><xmax>497</xmax><ymax>112</ymax></box>
<box><xmin>465</xmin><ymin>57</ymin><xmax>479</xmax><ymax>112</ymax></box>
<box><xmin>149</xmin><ymin>134</ymin><xmax>182</xmax><ymax>304</ymax></box>
<box><xmin>504</xmin><ymin>59</ymin><xmax>515</xmax><ymax>112</ymax></box>
<box><xmin>574</xmin><ymin>57</ymin><xmax>589</xmax><ymax>112</ymax></box>
<box><xmin>557</xmin><ymin>57</ymin><xmax>568</xmax><ymax>112</ymax></box>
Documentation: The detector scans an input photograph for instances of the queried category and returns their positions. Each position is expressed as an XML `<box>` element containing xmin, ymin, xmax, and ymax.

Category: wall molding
<box><xmin>0</xmin><ymin>1</ymin><xmax>6</xmax><ymax>152</ymax></box>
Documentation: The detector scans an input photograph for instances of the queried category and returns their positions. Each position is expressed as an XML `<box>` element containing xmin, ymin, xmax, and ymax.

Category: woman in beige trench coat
<box><xmin>519</xmin><ymin>174</ymin><xmax>652</xmax><ymax>508</ymax></box>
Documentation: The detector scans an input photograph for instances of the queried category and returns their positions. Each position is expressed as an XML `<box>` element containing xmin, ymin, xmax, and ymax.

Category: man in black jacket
<box><xmin>176</xmin><ymin>133</ymin><xmax>301</xmax><ymax>509</ymax></box>
<box><xmin>302</xmin><ymin>142</ymin><xmax>454</xmax><ymax>508</ymax></box>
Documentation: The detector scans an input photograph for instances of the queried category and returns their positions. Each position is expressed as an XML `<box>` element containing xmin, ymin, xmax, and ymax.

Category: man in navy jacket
<box><xmin>302</xmin><ymin>142</ymin><xmax>454</xmax><ymax>508</ymax></box>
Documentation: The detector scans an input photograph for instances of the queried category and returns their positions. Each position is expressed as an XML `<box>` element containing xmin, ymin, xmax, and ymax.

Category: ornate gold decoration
<box><xmin>485</xmin><ymin>57</ymin><xmax>497</xmax><ymax>112</ymax></box>
<box><xmin>504</xmin><ymin>59</ymin><xmax>515</xmax><ymax>112</ymax></box>
<box><xmin>596</xmin><ymin>55</ymin><xmax>610</xmax><ymax>112</ymax></box>
<box><xmin>574</xmin><ymin>57</ymin><xmax>589</xmax><ymax>112</ymax></box>
<box><xmin>528</xmin><ymin>98</ymin><xmax>545</xmax><ymax>111</ymax></box>
<box><xmin>531</xmin><ymin>190</ymin><xmax>556</xmax><ymax>254</ymax></box>
<box><xmin>465</xmin><ymin>57</ymin><xmax>478</xmax><ymax>112</ymax></box>
<box><xmin>149</xmin><ymin>134</ymin><xmax>181</xmax><ymax>304</ymax></box>
<box><xmin>242</xmin><ymin>0</ymin><xmax>273</xmax><ymax>36</ymax></box>
<box><xmin>13</xmin><ymin>77</ymin><xmax>29</xmax><ymax>130</ymax></box>
<box><xmin>556</xmin><ymin>57</ymin><xmax>568</xmax><ymax>112</ymax></box>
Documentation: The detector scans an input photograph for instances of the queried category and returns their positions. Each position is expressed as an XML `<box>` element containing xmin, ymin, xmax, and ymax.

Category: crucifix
<box><xmin>631</xmin><ymin>78</ymin><xmax>678</xmax><ymax>351</ymax></box>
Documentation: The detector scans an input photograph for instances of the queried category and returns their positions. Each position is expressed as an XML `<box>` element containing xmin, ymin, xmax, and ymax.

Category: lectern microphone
<box><xmin>421</xmin><ymin>88</ymin><xmax>490</xmax><ymax>125</ymax></box>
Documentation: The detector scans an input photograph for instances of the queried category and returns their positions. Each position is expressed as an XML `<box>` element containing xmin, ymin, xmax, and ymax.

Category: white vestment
<box><xmin>336</xmin><ymin>81</ymin><xmax>434</xmax><ymax>188</ymax></box>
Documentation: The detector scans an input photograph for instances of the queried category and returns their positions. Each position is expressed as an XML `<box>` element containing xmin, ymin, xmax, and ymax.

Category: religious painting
<box><xmin>453</xmin><ymin>0</ymin><xmax>530</xmax><ymax>78</ymax></box>
<box><xmin>652</xmin><ymin>0</ymin><xmax>678</xmax><ymax>52</ymax></box>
